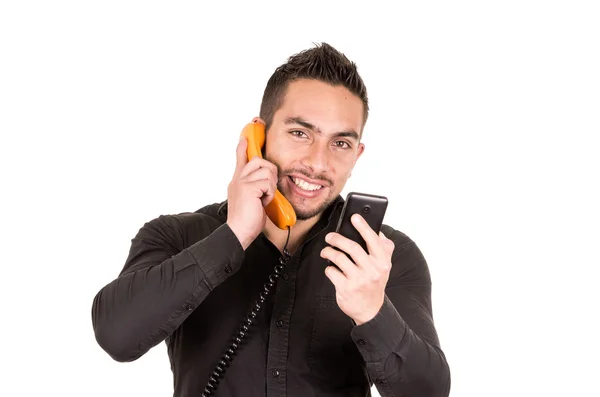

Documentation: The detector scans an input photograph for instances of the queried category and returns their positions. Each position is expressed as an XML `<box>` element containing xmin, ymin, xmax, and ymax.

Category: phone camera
<box><xmin>362</xmin><ymin>205</ymin><xmax>370</xmax><ymax>214</ymax></box>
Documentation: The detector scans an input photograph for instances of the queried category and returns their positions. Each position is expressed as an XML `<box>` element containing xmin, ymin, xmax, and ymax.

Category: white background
<box><xmin>1</xmin><ymin>1</ymin><xmax>599</xmax><ymax>396</ymax></box>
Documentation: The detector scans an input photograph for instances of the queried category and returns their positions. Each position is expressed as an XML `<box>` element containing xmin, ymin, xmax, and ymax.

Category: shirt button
<box><xmin>185</xmin><ymin>304</ymin><xmax>193</xmax><ymax>311</ymax></box>
<box><xmin>357</xmin><ymin>339</ymin><xmax>365</xmax><ymax>345</ymax></box>
<box><xmin>276</xmin><ymin>320</ymin><xmax>284</xmax><ymax>327</ymax></box>
<box><xmin>376</xmin><ymin>379</ymin><xmax>384</xmax><ymax>385</ymax></box>
<box><xmin>282</xmin><ymin>273</ymin><xmax>288</xmax><ymax>280</ymax></box>
<box><xmin>225</xmin><ymin>266</ymin><xmax>232</xmax><ymax>273</ymax></box>
<box><xmin>272</xmin><ymin>370</ymin><xmax>280</xmax><ymax>377</ymax></box>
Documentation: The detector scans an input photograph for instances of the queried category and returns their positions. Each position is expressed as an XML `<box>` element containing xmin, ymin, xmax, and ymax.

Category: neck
<box><xmin>263</xmin><ymin>216</ymin><xmax>321</xmax><ymax>255</ymax></box>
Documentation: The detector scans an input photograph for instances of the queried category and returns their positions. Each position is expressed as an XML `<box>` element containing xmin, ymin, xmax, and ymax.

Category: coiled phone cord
<box><xmin>201</xmin><ymin>226</ymin><xmax>292</xmax><ymax>397</ymax></box>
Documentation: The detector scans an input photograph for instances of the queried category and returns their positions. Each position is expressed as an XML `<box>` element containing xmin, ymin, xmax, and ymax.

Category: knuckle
<box><xmin>356</xmin><ymin>278</ymin><xmax>368</xmax><ymax>290</ymax></box>
<box><xmin>350</xmin><ymin>241</ymin><xmax>362</xmax><ymax>255</ymax></box>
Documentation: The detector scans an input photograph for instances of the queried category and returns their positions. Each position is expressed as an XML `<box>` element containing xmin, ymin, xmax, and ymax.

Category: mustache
<box><xmin>283</xmin><ymin>169</ymin><xmax>333</xmax><ymax>186</ymax></box>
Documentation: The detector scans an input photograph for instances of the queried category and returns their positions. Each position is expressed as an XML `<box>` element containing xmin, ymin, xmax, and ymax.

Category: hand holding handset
<box><xmin>240</xmin><ymin>121</ymin><xmax>297</xmax><ymax>230</ymax></box>
<box><xmin>330</xmin><ymin>192</ymin><xmax>388</xmax><ymax>265</ymax></box>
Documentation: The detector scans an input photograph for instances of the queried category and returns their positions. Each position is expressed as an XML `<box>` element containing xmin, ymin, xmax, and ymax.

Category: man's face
<box><xmin>263</xmin><ymin>78</ymin><xmax>365</xmax><ymax>221</ymax></box>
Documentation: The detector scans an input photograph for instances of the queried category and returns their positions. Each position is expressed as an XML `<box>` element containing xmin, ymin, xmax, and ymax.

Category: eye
<box><xmin>290</xmin><ymin>130</ymin><xmax>308</xmax><ymax>138</ymax></box>
<box><xmin>334</xmin><ymin>141</ymin><xmax>351</xmax><ymax>149</ymax></box>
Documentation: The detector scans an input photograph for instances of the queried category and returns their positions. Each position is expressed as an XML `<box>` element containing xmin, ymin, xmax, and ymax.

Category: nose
<box><xmin>302</xmin><ymin>142</ymin><xmax>330</xmax><ymax>174</ymax></box>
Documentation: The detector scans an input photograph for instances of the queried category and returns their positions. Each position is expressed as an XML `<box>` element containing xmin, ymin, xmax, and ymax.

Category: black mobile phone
<box><xmin>329</xmin><ymin>192</ymin><xmax>388</xmax><ymax>265</ymax></box>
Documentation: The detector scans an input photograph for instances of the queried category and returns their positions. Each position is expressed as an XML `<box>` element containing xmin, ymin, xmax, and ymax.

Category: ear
<box><xmin>356</xmin><ymin>142</ymin><xmax>365</xmax><ymax>157</ymax></box>
<box><xmin>252</xmin><ymin>117</ymin><xmax>265</xmax><ymax>125</ymax></box>
<box><xmin>353</xmin><ymin>142</ymin><xmax>365</xmax><ymax>166</ymax></box>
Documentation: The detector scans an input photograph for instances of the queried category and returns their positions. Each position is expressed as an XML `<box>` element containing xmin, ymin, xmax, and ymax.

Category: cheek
<box><xmin>334</xmin><ymin>158</ymin><xmax>355</xmax><ymax>175</ymax></box>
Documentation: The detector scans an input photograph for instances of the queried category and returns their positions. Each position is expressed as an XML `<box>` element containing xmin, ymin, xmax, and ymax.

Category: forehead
<box><xmin>274</xmin><ymin>79</ymin><xmax>364</xmax><ymax>133</ymax></box>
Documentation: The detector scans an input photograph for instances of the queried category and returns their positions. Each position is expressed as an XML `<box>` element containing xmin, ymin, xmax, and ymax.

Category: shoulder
<box><xmin>173</xmin><ymin>200</ymin><xmax>228</xmax><ymax>230</ymax></box>
<box><xmin>380</xmin><ymin>224</ymin><xmax>432</xmax><ymax>286</ymax></box>
<box><xmin>141</xmin><ymin>200</ymin><xmax>225</xmax><ymax>229</ymax></box>
<box><xmin>133</xmin><ymin>201</ymin><xmax>227</xmax><ymax>250</ymax></box>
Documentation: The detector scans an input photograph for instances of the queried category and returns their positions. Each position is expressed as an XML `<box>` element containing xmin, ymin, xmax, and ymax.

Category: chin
<box><xmin>280</xmin><ymin>176</ymin><xmax>335</xmax><ymax>220</ymax></box>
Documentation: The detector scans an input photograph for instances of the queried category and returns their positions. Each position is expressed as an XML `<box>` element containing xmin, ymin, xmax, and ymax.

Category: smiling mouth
<box><xmin>288</xmin><ymin>176</ymin><xmax>324</xmax><ymax>192</ymax></box>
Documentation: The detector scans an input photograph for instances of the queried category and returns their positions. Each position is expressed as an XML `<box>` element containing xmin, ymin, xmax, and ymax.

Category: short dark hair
<box><xmin>259</xmin><ymin>42</ymin><xmax>369</xmax><ymax>134</ymax></box>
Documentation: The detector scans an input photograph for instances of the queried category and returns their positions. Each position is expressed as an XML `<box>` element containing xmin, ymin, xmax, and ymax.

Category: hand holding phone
<box><xmin>321</xmin><ymin>192</ymin><xmax>393</xmax><ymax>325</ymax></box>
<box><xmin>327</xmin><ymin>192</ymin><xmax>388</xmax><ymax>266</ymax></box>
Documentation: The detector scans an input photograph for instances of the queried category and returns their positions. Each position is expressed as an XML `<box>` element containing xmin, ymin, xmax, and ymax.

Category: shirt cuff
<box><xmin>350</xmin><ymin>294</ymin><xmax>407</xmax><ymax>362</ymax></box>
<box><xmin>184</xmin><ymin>222</ymin><xmax>245</xmax><ymax>289</ymax></box>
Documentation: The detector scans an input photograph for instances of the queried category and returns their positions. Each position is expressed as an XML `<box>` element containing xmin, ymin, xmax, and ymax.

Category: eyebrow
<box><xmin>284</xmin><ymin>116</ymin><xmax>360</xmax><ymax>141</ymax></box>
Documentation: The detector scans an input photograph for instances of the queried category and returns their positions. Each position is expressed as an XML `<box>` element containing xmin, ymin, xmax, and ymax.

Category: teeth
<box><xmin>292</xmin><ymin>177</ymin><xmax>323</xmax><ymax>191</ymax></box>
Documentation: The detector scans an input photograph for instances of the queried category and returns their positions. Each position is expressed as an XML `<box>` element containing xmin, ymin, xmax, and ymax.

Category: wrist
<box><xmin>226</xmin><ymin>221</ymin><xmax>253</xmax><ymax>250</ymax></box>
<box><xmin>353</xmin><ymin>312</ymin><xmax>376</xmax><ymax>326</ymax></box>
<box><xmin>352</xmin><ymin>299</ymin><xmax>384</xmax><ymax>325</ymax></box>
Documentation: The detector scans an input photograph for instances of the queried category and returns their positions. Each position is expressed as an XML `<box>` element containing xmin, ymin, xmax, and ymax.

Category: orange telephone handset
<box><xmin>241</xmin><ymin>121</ymin><xmax>297</xmax><ymax>230</ymax></box>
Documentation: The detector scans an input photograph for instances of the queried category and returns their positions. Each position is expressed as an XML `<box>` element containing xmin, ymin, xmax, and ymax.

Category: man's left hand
<box><xmin>320</xmin><ymin>214</ymin><xmax>395</xmax><ymax>325</ymax></box>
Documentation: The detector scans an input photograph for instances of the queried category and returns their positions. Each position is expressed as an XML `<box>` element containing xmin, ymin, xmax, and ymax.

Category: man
<box><xmin>91</xmin><ymin>42</ymin><xmax>451</xmax><ymax>397</ymax></box>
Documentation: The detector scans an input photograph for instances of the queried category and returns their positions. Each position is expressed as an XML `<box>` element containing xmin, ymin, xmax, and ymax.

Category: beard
<box><xmin>277</xmin><ymin>177</ymin><xmax>335</xmax><ymax>220</ymax></box>
<box><xmin>270</xmin><ymin>161</ymin><xmax>337</xmax><ymax>221</ymax></box>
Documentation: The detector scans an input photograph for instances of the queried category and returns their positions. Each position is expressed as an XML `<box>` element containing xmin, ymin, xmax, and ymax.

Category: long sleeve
<box><xmin>349</xmin><ymin>232</ymin><xmax>451</xmax><ymax>397</ymax></box>
<box><xmin>91</xmin><ymin>214</ymin><xmax>245</xmax><ymax>362</ymax></box>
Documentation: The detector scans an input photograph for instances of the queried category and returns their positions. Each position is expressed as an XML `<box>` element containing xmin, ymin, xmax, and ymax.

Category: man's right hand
<box><xmin>226</xmin><ymin>135</ymin><xmax>279</xmax><ymax>250</ymax></box>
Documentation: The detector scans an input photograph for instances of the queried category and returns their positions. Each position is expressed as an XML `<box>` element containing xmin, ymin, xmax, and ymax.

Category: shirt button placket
<box><xmin>266</xmin><ymin>254</ymin><xmax>298</xmax><ymax>397</ymax></box>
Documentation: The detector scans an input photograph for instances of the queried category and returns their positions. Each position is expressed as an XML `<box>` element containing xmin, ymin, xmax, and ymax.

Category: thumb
<box><xmin>234</xmin><ymin>136</ymin><xmax>248</xmax><ymax>176</ymax></box>
<box><xmin>379</xmin><ymin>231</ymin><xmax>395</xmax><ymax>253</ymax></box>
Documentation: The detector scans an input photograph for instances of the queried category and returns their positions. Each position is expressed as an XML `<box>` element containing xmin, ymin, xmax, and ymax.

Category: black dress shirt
<box><xmin>91</xmin><ymin>195</ymin><xmax>450</xmax><ymax>396</ymax></box>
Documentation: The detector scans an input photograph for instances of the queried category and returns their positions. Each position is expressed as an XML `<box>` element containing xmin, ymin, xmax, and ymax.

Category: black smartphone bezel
<box><xmin>329</xmin><ymin>192</ymin><xmax>388</xmax><ymax>264</ymax></box>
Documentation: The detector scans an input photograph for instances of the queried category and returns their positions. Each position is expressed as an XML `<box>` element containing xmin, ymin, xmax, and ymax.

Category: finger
<box><xmin>238</xmin><ymin>156</ymin><xmax>263</xmax><ymax>179</ymax></box>
<box><xmin>320</xmin><ymin>246</ymin><xmax>359</xmax><ymax>278</ymax></box>
<box><xmin>324</xmin><ymin>265</ymin><xmax>346</xmax><ymax>289</ymax></box>
<box><xmin>239</xmin><ymin>157</ymin><xmax>278</xmax><ymax>180</ymax></box>
<box><xmin>351</xmin><ymin>214</ymin><xmax>385</xmax><ymax>258</ymax></box>
<box><xmin>234</xmin><ymin>136</ymin><xmax>249</xmax><ymax>177</ymax></box>
<box><xmin>379</xmin><ymin>231</ymin><xmax>395</xmax><ymax>256</ymax></box>
<box><xmin>243</xmin><ymin>166</ymin><xmax>277</xmax><ymax>186</ymax></box>
<box><xmin>247</xmin><ymin>179</ymin><xmax>276</xmax><ymax>207</ymax></box>
<box><xmin>325</xmin><ymin>232</ymin><xmax>370</xmax><ymax>269</ymax></box>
